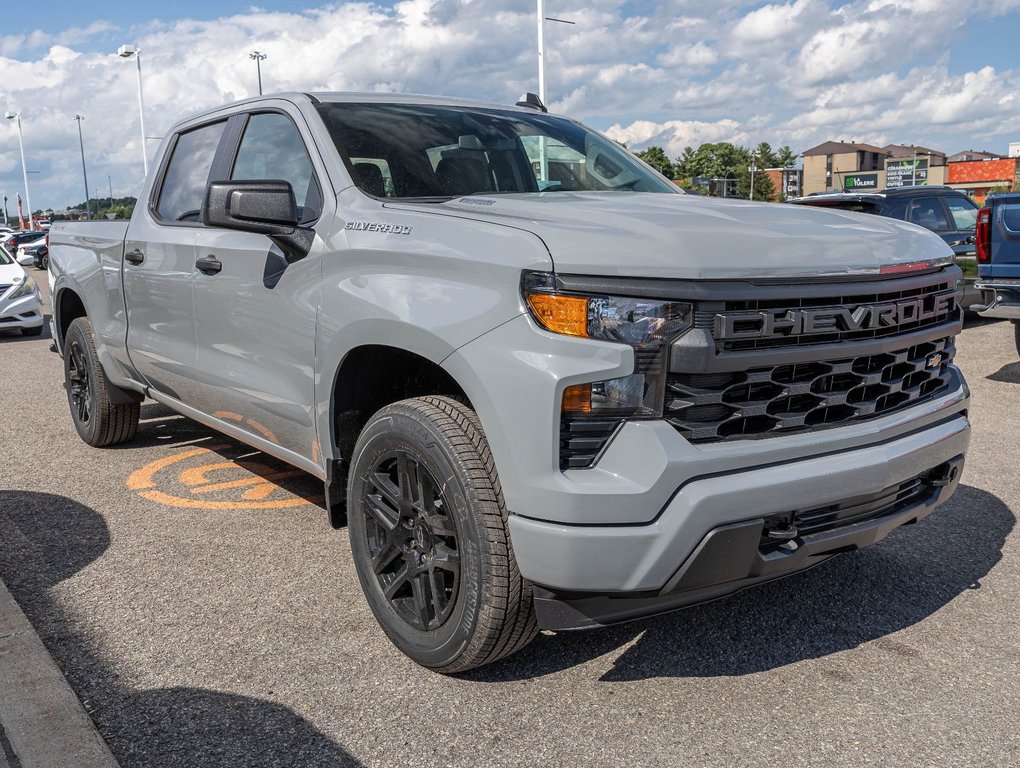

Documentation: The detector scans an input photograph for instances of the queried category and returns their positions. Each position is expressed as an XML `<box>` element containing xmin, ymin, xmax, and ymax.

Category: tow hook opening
<box><xmin>925</xmin><ymin>461</ymin><xmax>957</xmax><ymax>488</ymax></box>
<box><xmin>761</xmin><ymin>514</ymin><xmax>799</xmax><ymax>544</ymax></box>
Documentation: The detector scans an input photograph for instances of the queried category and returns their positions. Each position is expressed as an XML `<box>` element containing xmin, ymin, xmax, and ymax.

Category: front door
<box><xmin>192</xmin><ymin>110</ymin><xmax>325</xmax><ymax>464</ymax></box>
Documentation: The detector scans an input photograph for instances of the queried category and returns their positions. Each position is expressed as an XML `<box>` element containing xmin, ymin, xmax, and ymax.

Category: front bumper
<box><xmin>531</xmin><ymin>449</ymin><xmax>965</xmax><ymax>630</ymax></box>
<box><xmin>0</xmin><ymin>289</ymin><xmax>44</xmax><ymax>331</ymax></box>
<box><xmin>974</xmin><ymin>281</ymin><xmax>1020</xmax><ymax>320</ymax></box>
<box><xmin>510</xmin><ymin>405</ymin><xmax>969</xmax><ymax>597</ymax></box>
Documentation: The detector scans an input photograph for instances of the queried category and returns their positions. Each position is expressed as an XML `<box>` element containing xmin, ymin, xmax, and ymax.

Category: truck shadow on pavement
<box><xmin>472</xmin><ymin>483</ymin><xmax>1013</xmax><ymax>683</ymax></box>
<box><xmin>0</xmin><ymin>490</ymin><xmax>363</xmax><ymax>768</ymax></box>
<box><xmin>986</xmin><ymin>362</ymin><xmax>1020</xmax><ymax>384</ymax></box>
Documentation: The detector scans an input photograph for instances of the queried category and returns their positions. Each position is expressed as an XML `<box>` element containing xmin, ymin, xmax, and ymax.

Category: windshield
<box><xmin>315</xmin><ymin>102</ymin><xmax>679</xmax><ymax>200</ymax></box>
<box><xmin>0</xmin><ymin>244</ymin><xmax>13</xmax><ymax>265</ymax></box>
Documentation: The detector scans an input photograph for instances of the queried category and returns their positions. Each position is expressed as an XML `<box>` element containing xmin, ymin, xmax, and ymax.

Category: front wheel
<box><xmin>1014</xmin><ymin>321</ymin><xmax>1020</xmax><ymax>358</ymax></box>
<box><xmin>348</xmin><ymin>396</ymin><xmax>537</xmax><ymax>673</ymax></box>
<box><xmin>64</xmin><ymin>317</ymin><xmax>140</xmax><ymax>446</ymax></box>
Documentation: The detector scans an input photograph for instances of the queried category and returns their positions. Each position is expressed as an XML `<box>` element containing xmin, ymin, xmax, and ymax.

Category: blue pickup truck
<box><xmin>975</xmin><ymin>192</ymin><xmax>1020</xmax><ymax>354</ymax></box>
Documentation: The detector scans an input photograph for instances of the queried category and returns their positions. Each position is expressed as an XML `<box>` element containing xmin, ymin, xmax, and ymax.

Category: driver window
<box><xmin>907</xmin><ymin>198</ymin><xmax>950</xmax><ymax>232</ymax></box>
<box><xmin>155</xmin><ymin>120</ymin><xmax>225</xmax><ymax>222</ymax></box>
<box><xmin>232</xmin><ymin>112</ymin><xmax>321</xmax><ymax>222</ymax></box>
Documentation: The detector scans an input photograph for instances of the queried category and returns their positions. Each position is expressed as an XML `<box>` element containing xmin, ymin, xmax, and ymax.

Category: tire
<box><xmin>348</xmin><ymin>396</ymin><xmax>537</xmax><ymax>673</ymax></box>
<box><xmin>1014</xmin><ymin>321</ymin><xmax>1020</xmax><ymax>358</ymax></box>
<box><xmin>20</xmin><ymin>325</ymin><xmax>43</xmax><ymax>336</ymax></box>
<box><xmin>64</xmin><ymin>317</ymin><xmax>140</xmax><ymax>447</ymax></box>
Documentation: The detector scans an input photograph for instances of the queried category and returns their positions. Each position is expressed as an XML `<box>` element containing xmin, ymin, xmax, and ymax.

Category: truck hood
<box><xmin>387</xmin><ymin>192</ymin><xmax>953</xmax><ymax>280</ymax></box>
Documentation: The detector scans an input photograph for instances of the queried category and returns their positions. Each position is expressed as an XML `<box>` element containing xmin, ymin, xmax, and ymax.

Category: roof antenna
<box><xmin>516</xmin><ymin>92</ymin><xmax>548</xmax><ymax>113</ymax></box>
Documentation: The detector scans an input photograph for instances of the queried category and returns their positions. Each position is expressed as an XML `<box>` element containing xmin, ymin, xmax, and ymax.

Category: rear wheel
<box><xmin>1014</xmin><ymin>321</ymin><xmax>1020</xmax><ymax>357</ymax></box>
<box><xmin>348</xmin><ymin>396</ymin><xmax>537</xmax><ymax>673</ymax></box>
<box><xmin>64</xmin><ymin>317</ymin><xmax>140</xmax><ymax>447</ymax></box>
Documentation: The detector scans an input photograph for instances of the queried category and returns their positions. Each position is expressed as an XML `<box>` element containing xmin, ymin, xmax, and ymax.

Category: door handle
<box><xmin>125</xmin><ymin>248</ymin><xmax>145</xmax><ymax>266</ymax></box>
<box><xmin>195</xmin><ymin>255</ymin><xmax>223</xmax><ymax>275</ymax></box>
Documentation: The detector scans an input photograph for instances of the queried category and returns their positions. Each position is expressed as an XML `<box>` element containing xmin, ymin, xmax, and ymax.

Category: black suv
<box><xmin>789</xmin><ymin>186</ymin><xmax>980</xmax><ymax>308</ymax></box>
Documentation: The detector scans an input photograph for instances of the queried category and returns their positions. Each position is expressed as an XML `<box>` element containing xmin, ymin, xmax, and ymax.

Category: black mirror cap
<box><xmin>203</xmin><ymin>180</ymin><xmax>299</xmax><ymax>235</ymax></box>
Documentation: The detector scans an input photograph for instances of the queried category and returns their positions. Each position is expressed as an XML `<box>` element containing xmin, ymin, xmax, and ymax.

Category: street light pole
<box><xmin>117</xmin><ymin>45</ymin><xmax>149</xmax><ymax>177</ymax></box>
<box><xmin>749</xmin><ymin>151</ymin><xmax>758</xmax><ymax>201</ymax></box>
<box><xmin>249</xmin><ymin>51</ymin><xmax>267</xmax><ymax>96</ymax></box>
<box><xmin>108</xmin><ymin>175</ymin><xmax>114</xmax><ymax>215</ymax></box>
<box><xmin>74</xmin><ymin>115</ymin><xmax>91</xmax><ymax>220</ymax></box>
<box><xmin>4</xmin><ymin>112</ymin><xmax>34</xmax><ymax>229</ymax></box>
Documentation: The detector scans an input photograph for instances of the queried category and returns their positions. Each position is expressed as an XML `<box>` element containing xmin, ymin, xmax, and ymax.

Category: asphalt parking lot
<box><xmin>1</xmin><ymin>277</ymin><xmax>1018</xmax><ymax>768</ymax></box>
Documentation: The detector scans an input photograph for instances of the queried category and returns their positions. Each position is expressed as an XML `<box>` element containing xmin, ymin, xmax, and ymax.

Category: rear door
<box><xmin>123</xmin><ymin>119</ymin><xmax>228</xmax><ymax>404</ymax></box>
<box><xmin>191</xmin><ymin>107</ymin><xmax>327</xmax><ymax>464</ymax></box>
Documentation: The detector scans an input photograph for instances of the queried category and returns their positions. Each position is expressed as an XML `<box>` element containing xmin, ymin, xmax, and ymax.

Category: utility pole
<box><xmin>749</xmin><ymin>151</ymin><xmax>758</xmax><ymax>201</ymax></box>
<box><xmin>108</xmin><ymin>175</ymin><xmax>114</xmax><ymax>215</ymax></box>
<box><xmin>74</xmin><ymin>115</ymin><xmax>91</xmax><ymax>220</ymax></box>
<box><xmin>4</xmin><ymin>112</ymin><xmax>34</xmax><ymax>229</ymax></box>
<box><xmin>250</xmin><ymin>51</ymin><xmax>267</xmax><ymax>95</ymax></box>
<box><xmin>535</xmin><ymin>3</ymin><xmax>574</xmax><ymax>184</ymax></box>
<box><xmin>117</xmin><ymin>45</ymin><xmax>148</xmax><ymax>177</ymax></box>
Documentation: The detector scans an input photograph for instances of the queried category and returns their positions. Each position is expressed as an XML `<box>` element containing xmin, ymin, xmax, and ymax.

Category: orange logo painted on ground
<box><xmin>127</xmin><ymin>444</ymin><xmax>323</xmax><ymax>510</ymax></box>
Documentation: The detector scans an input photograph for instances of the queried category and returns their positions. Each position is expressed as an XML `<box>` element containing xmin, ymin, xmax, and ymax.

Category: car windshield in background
<box><xmin>315</xmin><ymin>102</ymin><xmax>679</xmax><ymax>200</ymax></box>
<box><xmin>0</xmin><ymin>245</ymin><xmax>13</xmax><ymax>265</ymax></box>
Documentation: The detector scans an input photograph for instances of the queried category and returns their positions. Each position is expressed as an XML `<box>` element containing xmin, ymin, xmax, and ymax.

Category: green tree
<box><xmin>676</xmin><ymin>142</ymin><xmax>750</xmax><ymax>179</ymax></box>
<box><xmin>753</xmin><ymin>142</ymin><xmax>778</xmax><ymax>168</ymax></box>
<box><xmin>775</xmin><ymin>145</ymin><xmax>797</xmax><ymax>168</ymax></box>
<box><xmin>737</xmin><ymin>164</ymin><xmax>777</xmax><ymax>202</ymax></box>
<box><xmin>635</xmin><ymin>146</ymin><xmax>675</xmax><ymax>178</ymax></box>
<box><xmin>674</xmin><ymin>146</ymin><xmax>697</xmax><ymax>177</ymax></box>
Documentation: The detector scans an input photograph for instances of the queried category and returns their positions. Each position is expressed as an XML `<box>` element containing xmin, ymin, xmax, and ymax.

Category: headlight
<box><xmin>522</xmin><ymin>271</ymin><xmax>692</xmax><ymax>348</ymax></box>
<box><xmin>523</xmin><ymin>271</ymin><xmax>694</xmax><ymax>468</ymax></box>
<box><xmin>9</xmin><ymin>274</ymin><xmax>37</xmax><ymax>300</ymax></box>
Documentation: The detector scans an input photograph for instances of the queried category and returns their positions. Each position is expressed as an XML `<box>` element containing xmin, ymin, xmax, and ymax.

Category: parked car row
<box><xmin>0</xmin><ymin>230</ymin><xmax>48</xmax><ymax>269</ymax></box>
<box><xmin>0</xmin><ymin>241</ymin><xmax>45</xmax><ymax>336</ymax></box>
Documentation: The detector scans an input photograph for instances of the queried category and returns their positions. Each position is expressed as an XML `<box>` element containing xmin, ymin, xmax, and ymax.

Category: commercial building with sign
<box><xmin>801</xmin><ymin>141</ymin><xmax>948</xmax><ymax>194</ymax></box>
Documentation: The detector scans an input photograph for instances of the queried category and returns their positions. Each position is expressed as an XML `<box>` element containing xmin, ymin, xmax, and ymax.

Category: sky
<box><xmin>2</xmin><ymin>0</ymin><xmax>1019</xmax><ymax>212</ymax></box>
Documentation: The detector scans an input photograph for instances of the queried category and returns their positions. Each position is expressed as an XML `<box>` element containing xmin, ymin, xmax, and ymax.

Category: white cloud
<box><xmin>0</xmin><ymin>0</ymin><xmax>1018</xmax><ymax>211</ymax></box>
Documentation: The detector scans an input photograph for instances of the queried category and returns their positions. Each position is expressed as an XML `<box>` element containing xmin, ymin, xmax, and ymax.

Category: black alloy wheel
<box><xmin>363</xmin><ymin>451</ymin><xmax>460</xmax><ymax>631</ymax></box>
<box><xmin>67</xmin><ymin>337</ymin><xmax>93</xmax><ymax>427</ymax></box>
<box><xmin>63</xmin><ymin>317</ymin><xmax>140</xmax><ymax>447</ymax></box>
<box><xmin>348</xmin><ymin>396</ymin><xmax>537</xmax><ymax>673</ymax></box>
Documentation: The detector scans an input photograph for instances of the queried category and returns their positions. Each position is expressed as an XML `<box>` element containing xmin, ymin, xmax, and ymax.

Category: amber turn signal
<box><xmin>562</xmin><ymin>383</ymin><xmax>593</xmax><ymax>413</ymax></box>
<box><xmin>526</xmin><ymin>292</ymin><xmax>589</xmax><ymax>338</ymax></box>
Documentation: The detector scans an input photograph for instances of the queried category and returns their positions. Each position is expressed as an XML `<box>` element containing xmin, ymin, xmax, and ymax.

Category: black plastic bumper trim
<box><xmin>532</xmin><ymin>454</ymin><xmax>964</xmax><ymax>631</ymax></box>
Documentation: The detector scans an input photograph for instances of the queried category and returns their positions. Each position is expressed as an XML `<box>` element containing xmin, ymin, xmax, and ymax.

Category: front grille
<box><xmin>698</xmin><ymin>278</ymin><xmax>958</xmax><ymax>352</ymax></box>
<box><xmin>665</xmin><ymin>337</ymin><xmax>954</xmax><ymax>442</ymax></box>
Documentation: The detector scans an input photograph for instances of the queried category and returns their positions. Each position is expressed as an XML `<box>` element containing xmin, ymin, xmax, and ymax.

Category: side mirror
<box><xmin>203</xmin><ymin>180</ymin><xmax>314</xmax><ymax>263</ymax></box>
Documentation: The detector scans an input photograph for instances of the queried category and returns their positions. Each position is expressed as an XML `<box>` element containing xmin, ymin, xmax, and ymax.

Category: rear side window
<box><xmin>1003</xmin><ymin>203</ymin><xmax>1020</xmax><ymax>233</ymax></box>
<box><xmin>943</xmin><ymin>196</ymin><xmax>978</xmax><ymax>231</ymax></box>
<box><xmin>906</xmin><ymin>198</ymin><xmax>949</xmax><ymax>232</ymax></box>
<box><xmin>231</xmin><ymin>112</ymin><xmax>321</xmax><ymax>222</ymax></box>
<box><xmin>156</xmin><ymin>121</ymin><xmax>226</xmax><ymax>222</ymax></box>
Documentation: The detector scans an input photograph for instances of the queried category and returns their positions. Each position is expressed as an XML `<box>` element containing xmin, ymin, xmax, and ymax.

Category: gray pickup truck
<box><xmin>50</xmin><ymin>92</ymin><xmax>971</xmax><ymax>672</ymax></box>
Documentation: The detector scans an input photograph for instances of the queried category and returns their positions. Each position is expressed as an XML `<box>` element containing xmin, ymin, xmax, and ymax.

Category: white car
<box><xmin>0</xmin><ymin>244</ymin><xmax>44</xmax><ymax>336</ymax></box>
<box><xmin>15</xmin><ymin>233</ymin><xmax>46</xmax><ymax>266</ymax></box>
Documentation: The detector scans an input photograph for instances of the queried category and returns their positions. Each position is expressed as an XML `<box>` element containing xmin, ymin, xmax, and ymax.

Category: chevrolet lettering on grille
<box><xmin>714</xmin><ymin>290</ymin><xmax>957</xmax><ymax>341</ymax></box>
